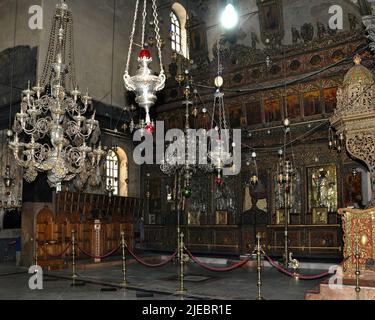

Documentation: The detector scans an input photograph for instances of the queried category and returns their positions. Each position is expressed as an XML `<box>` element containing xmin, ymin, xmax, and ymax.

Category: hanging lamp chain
<box><xmin>141</xmin><ymin>0</ymin><xmax>147</xmax><ymax>47</ymax></box>
<box><xmin>152</xmin><ymin>0</ymin><xmax>164</xmax><ymax>74</ymax></box>
<box><xmin>125</xmin><ymin>0</ymin><xmax>140</xmax><ymax>76</ymax></box>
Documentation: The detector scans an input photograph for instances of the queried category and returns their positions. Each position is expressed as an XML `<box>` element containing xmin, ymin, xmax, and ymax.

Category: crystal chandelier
<box><xmin>124</xmin><ymin>0</ymin><xmax>166</xmax><ymax>133</ymax></box>
<box><xmin>8</xmin><ymin>0</ymin><xmax>105</xmax><ymax>190</ymax></box>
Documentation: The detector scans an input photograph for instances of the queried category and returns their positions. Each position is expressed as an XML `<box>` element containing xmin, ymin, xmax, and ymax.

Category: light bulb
<box><xmin>220</xmin><ymin>3</ymin><xmax>239</xmax><ymax>30</ymax></box>
<box><xmin>214</xmin><ymin>76</ymin><xmax>224</xmax><ymax>88</ymax></box>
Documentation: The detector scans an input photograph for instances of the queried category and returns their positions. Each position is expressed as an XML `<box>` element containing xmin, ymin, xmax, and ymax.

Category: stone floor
<box><xmin>0</xmin><ymin>257</ymin><xmax>331</xmax><ymax>300</ymax></box>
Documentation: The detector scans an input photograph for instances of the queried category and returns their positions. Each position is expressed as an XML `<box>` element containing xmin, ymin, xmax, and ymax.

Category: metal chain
<box><xmin>217</xmin><ymin>39</ymin><xmax>221</xmax><ymax>77</ymax></box>
<box><xmin>141</xmin><ymin>0</ymin><xmax>147</xmax><ymax>48</ymax></box>
<box><xmin>219</xmin><ymin>95</ymin><xmax>222</xmax><ymax>132</ymax></box>
<box><xmin>125</xmin><ymin>0</ymin><xmax>140</xmax><ymax>75</ymax></box>
<box><xmin>222</xmin><ymin>100</ymin><xmax>227</xmax><ymax>130</ymax></box>
<box><xmin>61</xmin><ymin>17</ymin><xmax>68</xmax><ymax>87</ymax></box>
<box><xmin>41</xmin><ymin>15</ymin><xmax>58</xmax><ymax>86</ymax></box>
<box><xmin>68</xmin><ymin>11</ymin><xmax>76</xmax><ymax>90</ymax></box>
<box><xmin>211</xmin><ymin>95</ymin><xmax>216</xmax><ymax>130</ymax></box>
<box><xmin>152</xmin><ymin>0</ymin><xmax>164</xmax><ymax>74</ymax></box>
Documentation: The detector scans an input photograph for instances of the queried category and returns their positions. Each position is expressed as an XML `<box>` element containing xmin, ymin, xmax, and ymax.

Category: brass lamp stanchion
<box><xmin>355</xmin><ymin>236</ymin><xmax>361</xmax><ymax>300</ymax></box>
<box><xmin>354</xmin><ymin>234</ymin><xmax>368</xmax><ymax>300</ymax></box>
<box><xmin>176</xmin><ymin>231</ymin><xmax>187</xmax><ymax>295</ymax></box>
<box><xmin>255</xmin><ymin>233</ymin><xmax>265</xmax><ymax>300</ymax></box>
<box><xmin>283</xmin><ymin>160</ymin><xmax>292</xmax><ymax>268</ymax></box>
<box><xmin>121</xmin><ymin>231</ymin><xmax>128</xmax><ymax>287</ymax></box>
<box><xmin>71</xmin><ymin>229</ymin><xmax>78</xmax><ymax>286</ymax></box>
<box><xmin>34</xmin><ymin>234</ymin><xmax>38</xmax><ymax>266</ymax></box>
<box><xmin>277</xmin><ymin>152</ymin><xmax>295</xmax><ymax>268</ymax></box>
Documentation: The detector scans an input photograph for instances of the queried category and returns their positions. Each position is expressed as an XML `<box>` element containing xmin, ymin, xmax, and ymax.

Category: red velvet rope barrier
<box><xmin>76</xmin><ymin>243</ymin><xmax>121</xmax><ymax>260</ymax></box>
<box><xmin>185</xmin><ymin>248</ymin><xmax>252</xmax><ymax>272</ymax></box>
<box><xmin>264</xmin><ymin>254</ymin><xmax>331</xmax><ymax>280</ymax></box>
<box><xmin>126</xmin><ymin>247</ymin><xmax>178</xmax><ymax>268</ymax></box>
<box><xmin>39</xmin><ymin>243</ymin><xmax>72</xmax><ymax>258</ymax></box>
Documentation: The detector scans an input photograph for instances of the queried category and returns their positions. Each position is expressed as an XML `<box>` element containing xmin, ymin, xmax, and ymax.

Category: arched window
<box><xmin>170</xmin><ymin>3</ymin><xmax>188</xmax><ymax>58</ymax></box>
<box><xmin>171</xmin><ymin>11</ymin><xmax>182</xmax><ymax>53</ymax></box>
<box><xmin>105</xmin><ymin>150</ymin><xmax>119</xmax><ymax>196</ymax></box>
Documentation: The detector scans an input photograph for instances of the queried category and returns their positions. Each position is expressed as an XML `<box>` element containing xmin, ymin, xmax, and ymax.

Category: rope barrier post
<box><xmin>355</xmin><ymin>236</ymin><xmax>361</xmax><ymax>300</ymax></box>
<box><xmin>176</xmin><ymin>231</ymin><xmax>187</xmax><ymax>296</ymax></box>
<box><xmin>121</xmin><ymin>231</ymin><xmax>128</xmax><ymax>287</ymax></box>
<box><xmin>71</xmin><ymin>229</ymin><xmax>78</xmax><ymax>286</ymax></box>
<box><xmin>255</xmin><ymin>233</ymin><xmax>265</xmax><ymax>300</ymax></box>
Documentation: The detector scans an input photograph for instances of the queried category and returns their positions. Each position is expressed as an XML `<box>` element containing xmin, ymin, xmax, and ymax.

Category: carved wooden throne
<box><xmin>331</xmin><ymin>56</ymin><xmax>375</xmax><ymax>278</ymax></box>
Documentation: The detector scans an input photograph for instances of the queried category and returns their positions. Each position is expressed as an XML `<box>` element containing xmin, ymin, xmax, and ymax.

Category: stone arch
<box><xmin>116</xmin><ymin>147</ymin><xmax>129</xmax><ymax>197</ymax></box>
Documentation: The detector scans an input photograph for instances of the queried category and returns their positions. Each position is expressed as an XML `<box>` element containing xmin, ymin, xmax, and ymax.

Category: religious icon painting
<box><xmin>264</xmin><ymin>98</ymin><xmax>281</xmax><ymax>123</ymax></box>
<box><xmin>285</xmin><ymin>95</ymin><xmax>301</xmax><ymax>119</ymax></box>
<box><xmin>303</xmin><ymin>91</ymin><xmax>321</xmax><ymax>116</ymax></box>
<box><xmin>324</xmin><ymin>87</ymin><xmax>338</xmax><ymax>114</ymax></box>
<box><xmin>312</xmin><ymin>207</ymin><xmax>328</xmax><ymax>225</ymax></box>
<box><xmin>276</xmin><ymin>209</ymin><xmax>290</xmax><ymax>225</ymax></box>
<box><xmin>308</xmin><ymin>165</ymin><xmax>338</xmax><ymax>212</ymax></box>
<box><xmin>188</xmin><ymin>211</ymin><xmax>200</xmax><ymax>225</ymax></box>
<box><xmin>215</xmin><ymin>211</ymin><xmax>228</xmax><ymax>225</ymax></box>
<box><xmin>257</xmin><ymin>0</ymin><xmax>284</xmax><ymax>45</ymax></box>
<box><xmin>246</xmin><ymin>100</ymin><xmax>262</xmax><ymax>125</ymax></box>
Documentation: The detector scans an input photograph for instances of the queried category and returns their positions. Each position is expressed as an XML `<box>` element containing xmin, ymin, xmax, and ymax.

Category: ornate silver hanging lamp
<box><xmin>123</xmin><ymin>0</ymin><xmax>166</xmax><ymax>134</ymax></box>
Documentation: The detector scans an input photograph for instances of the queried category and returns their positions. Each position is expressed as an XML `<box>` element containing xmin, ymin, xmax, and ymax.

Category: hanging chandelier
<box><xmin>124</xmin><ymin>0</ymin><xmax>166</xmax><ymax>133</ymax></box>
<box><xmin>160</xmin><ymin>80</ymin><xmax>213</xmax><ymax>178</ymax></box>
<box><xmin>206</xmin><ymin>40</ymin><xmax>236</xmax><ymax>186</ymax></box>
<box><xmin>0</xmin><ymin>162</ymin><xmax>21</xmax><ymax>210</ymax></box>
<box><xmin>160</xmin><ymin>74</ymin><xmax>213</xmax><ymax>199</ymax></box>
<box><xmin>208</xmin><ymin>76</ymin><xmax>233</xmax><ymax>186</ymax></box>
<box><xmin>8</xmin><ymin>0</ymin><xmax>105</xmax><ymax>190</ymax></box>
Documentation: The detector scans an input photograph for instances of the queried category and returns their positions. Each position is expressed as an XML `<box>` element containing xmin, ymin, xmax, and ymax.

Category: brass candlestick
<box><xmin>255</xmin><ymin>233</ymin><xmax>265</xmax><ymax>300</ymax></box>
<box><xmin>355</xmin><ymin>234</ymin><xmax>369</xmax><ymax>300</ymax></box>
<box><xmin>176</xmin><ymin>231</ymin><xmax>187</xmax><ymax>295</ymax></box>
<box><xmin>71</xmin><ymin>229</ymin><xmax>78</xmax><ymax>286</ymax></box>
<box><xmin>121</xmin><ymin>231</ymin><xmax>128</xmax><ymax>287</ymax></box>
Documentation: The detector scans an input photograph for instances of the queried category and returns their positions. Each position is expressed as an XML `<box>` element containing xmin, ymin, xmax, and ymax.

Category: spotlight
<box><xmin>220</xmin><ymin>2</ymin><xmax>239</xmax><ymax>30</ymax></box>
